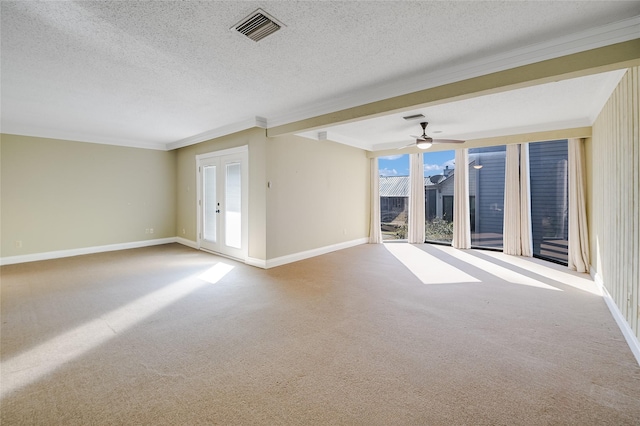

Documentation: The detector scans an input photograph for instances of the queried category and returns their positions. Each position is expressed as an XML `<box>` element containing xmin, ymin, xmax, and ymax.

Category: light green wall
<box><xmin>0</xmin><ymin>134</ymin><xmax>176</xmax><ymax>257</ymax></box>
<box><xmin>265</xmin><ymin>134</ymin><xmax>370</xmax><ymax>259</ymax></box>
<box><xmin>175</xmin><ymin>127</ymin><xmax>267</xmax><ymax>261</ymax></box>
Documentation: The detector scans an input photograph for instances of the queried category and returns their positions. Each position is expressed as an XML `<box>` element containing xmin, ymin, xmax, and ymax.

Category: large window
<box><xmin>376</xmin><ymin>141</ymin><xmax>569</xmax><ymax>265</ymax></box>
<box><xmin>423</xmin><ymin>151</ymin><xmax>455</xmax><ymax>243</ymax></box>
<box><xmin>378</xmin><ymin>155</ymin><xmax>409</xmax><ymax>240</ymax></box>
<box><xmin>468</xmin><ymin>146</ymin><xmax>506</xmax><ymax>249</ymax></box>
<box><xmin>529</xmin><ymin>140</ymin><xmax>569</xmax><ymax>263</ymax></box>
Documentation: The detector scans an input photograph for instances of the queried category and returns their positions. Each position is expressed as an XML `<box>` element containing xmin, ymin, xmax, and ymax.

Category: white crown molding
<box><xmin>0</xmin><ymin>126</ymin><xmax>168</xmax><ymax>151</ymax></box>
<box><xmin>443</xmin><ymin>119</ymin><xmax>594</xmax><ymax>145</ymax></box>
<box><xmin>296</xmin><ymin>130</ymin><xmax>371</xmax><ymax>150</ymax></box>
<box><xmin>3</xmin><ymin>117</ymin><xmax>269</xmax><ymax>151</ymax></box>
<box><xmin>322</xmin><ymin>131</ymin><xmax>371</xmax><ymax>150</ymax></box>
<box><xmin>167</xmin><ymin>116</ymin><xmax>267</xmax><ymax>150</ymax></box>
<box><xmin>266</xmin><ymin>17</ymin><xmax>640</xmax><ymax>129</ymax></box>
<box><xmin>367</xmin><ymin>119</ymin><xmax>592</xmax><ymax>151</ymax></box>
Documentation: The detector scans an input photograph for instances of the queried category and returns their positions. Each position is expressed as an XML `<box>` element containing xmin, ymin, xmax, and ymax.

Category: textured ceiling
<box><xmin>1</xmin><ymin>1</ymin><xmax>639</xmax><ymax>150</ymax></box>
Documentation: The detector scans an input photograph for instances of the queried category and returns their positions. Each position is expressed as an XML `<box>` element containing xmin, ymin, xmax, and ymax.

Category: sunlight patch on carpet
<box><xmin>474</xmin><ymin>250</ymin><xmax>599</xmax><ymax>295</ymax></box>
<box><xmin>427</xmin><ymin>245</ymin><xmax>562</xmax><ymax>292</ymax></box>
<box><xmin>198</xmin><ymin>262</ymin><xmax>235</xmax><ymax>284</ymax></box>
<box><xmin>0</xmin><ymin>262</ymin><xmax>234</xmax><ymax>399</ymax></box>
<box><xmin>385</xmin><ymin>243</ymin><xmax>481</xmax><ymax>285</ymax></box>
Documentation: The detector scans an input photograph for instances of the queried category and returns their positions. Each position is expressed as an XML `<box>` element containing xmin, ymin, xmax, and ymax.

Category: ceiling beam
<box><xmin>267</xmin><ymin>39</ymin><xmax>640</xmax><ymax>138</ymax></box>
<box><xmin>366</xmin><ymin>127</ymin><xmax>592</xmax><ymax>158</ymax></box>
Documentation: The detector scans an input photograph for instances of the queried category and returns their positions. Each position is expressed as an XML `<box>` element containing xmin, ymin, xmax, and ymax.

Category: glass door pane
<box><xmin>203</xmin><ymin>165</ymin><xmax>217</xmax><ymax>243</ymax></box>
<box><xmin>530</xmin><ymin>140</ymin><xmax>569</xmax><ymax>264</ymax></box>
<box><xmin>469</xmin><ymin>146</ymin><xmax>506</xmax><ymax>249</ymax></box>
<box><xmin>423</xmin><ymin>151</ymin><xmax>455</xmax><ymax>243</ymax></box>
<box><xmin>225</xmin><ymin>162</ymin><xmax>242</xmax><ymax>249</ymax></box>
<box><xmin>378</xmin><ymin>154</ymin><xmax>409</xmax><ymax>240</ymax></box>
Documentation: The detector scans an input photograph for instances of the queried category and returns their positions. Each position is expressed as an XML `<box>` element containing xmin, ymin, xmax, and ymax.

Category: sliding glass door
<box><xmin>378</xmin><ymin>155</ymin><xmax>409</xmax><ymax>240</ymax></box>
<box><xmin>423</xmin><ymin>151</ymin><xmax>456</xmax><ymax>243</ymax></box>
<box><xmin>468</xmin><ymin>146</ymin><xmax>506</xmax><ymax>249</ymax></box>
<box><xmin>529</xmin><ymin>140</ymin><xmax>569</xmax><ymax>263</ymax></box>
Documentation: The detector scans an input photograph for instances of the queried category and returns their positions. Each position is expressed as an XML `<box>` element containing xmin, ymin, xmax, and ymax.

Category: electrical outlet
<box><xmin>150</xmin><ymin>228</ymin><xmax>154</xmax><ymax>234</ymax></box>
<box><xmin>182</xmin><ymin>228</ymin><xmax>186</xmax><ymax>235</ymax></box>
<box><xmin>145</xmin><ymin>228</ymin><xmax>150</xmax><ymax>234</ymax></box>
<box><xmin>15</xmin><ymin>240</ymin><xmax>22</xmax><ymax>248</ymax></box>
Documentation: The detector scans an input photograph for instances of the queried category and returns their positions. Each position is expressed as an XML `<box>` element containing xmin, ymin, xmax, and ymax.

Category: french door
<box><xmin>196</xmin><ymin>147</ymin><xmax>248</xmax><ymax>260</ymax></box>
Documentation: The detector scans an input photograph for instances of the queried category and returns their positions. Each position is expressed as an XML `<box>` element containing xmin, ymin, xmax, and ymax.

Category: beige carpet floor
<box><xmin>1</xmin><ymin>243</ymin><xmax>639</xmax><ymax>425</ymax></box>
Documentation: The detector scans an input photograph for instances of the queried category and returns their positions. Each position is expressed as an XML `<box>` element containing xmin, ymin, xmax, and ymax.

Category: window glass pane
<box><xmin>225</xmin><ymin>162</ymin><xmax>242</xmax><ymax>249</ymax></box>
<box><xmin>378</xmin><ymin>154</ymin><xmax>409</xmax><ymax>240</ymax></box>
<box><xmin>469</xmin><ymin>146</ymin><xmax>506</xmax><ymax>248</ymax></box>
<box><xmin>203</xmin><ymin>165</ymin><xmax>216</xmax><ymax>242</ymax></box>
<box><xmin>424</xmin><ymin>151</ymin><xmax>455</xmax><ymax>243</ymax></box>
<box><xmin>529</xmin><ymin>140</ymin><xmax>568</xmax><ymax>264</ymax></box>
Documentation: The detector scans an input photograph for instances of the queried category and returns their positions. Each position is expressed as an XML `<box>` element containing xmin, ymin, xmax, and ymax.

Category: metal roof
<box><xmin>379</xmin><ymin>176</ymin><xmax>446</xmax><ymax>197</ymax></box>
<box><xmin>379</xmin><ymin>176</ymin><xmax>409</xmax><ymax>197</ymax></box>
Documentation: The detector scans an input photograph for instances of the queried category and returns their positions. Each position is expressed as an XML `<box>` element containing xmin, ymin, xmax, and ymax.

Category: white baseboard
<box><xmin>175</xmin><ymin>237</ymin><xmax>198</xmax><ymax>249</ymax></box>
<box><xmin>1</xmin><ymin>235</ymin><xmax>368</xmax><ymax>269</ymax></box>
<box><xmin>264</xmin><ymin>237</ymin><xmax>369</xmax><ymax>269</ymax></box>
<box><xmin>591</xmin><ymin>267</ymin><xmax>640</xmax><ymax>366</ymax></box>
<box><xmin>0</xmin><ymin>237</ymin><xmax>177</xmax><ymax>266</ymax></box>
<box><xmin>245</xmin><ymin>257</ymin><xmax>267</xmax><ymax>268</ymax></box>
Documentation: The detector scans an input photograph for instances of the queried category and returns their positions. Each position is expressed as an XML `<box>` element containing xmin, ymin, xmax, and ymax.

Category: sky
<box><xmin>378</xmin><ymin>151</ymin><xmax>455</xmax><ymax>177</ymax></box>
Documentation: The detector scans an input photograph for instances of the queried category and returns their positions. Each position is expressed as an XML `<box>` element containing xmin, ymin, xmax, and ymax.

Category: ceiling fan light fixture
<box><xmin>417</xmin><ymin>140</ymin><xmax>432</xmax><ymax>150</ymax></box>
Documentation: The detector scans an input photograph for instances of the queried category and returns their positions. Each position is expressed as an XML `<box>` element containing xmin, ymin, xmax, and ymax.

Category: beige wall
<box><xmin>0</xmin><ymin>134</ymin><xmax>176</xmax><ymax>257</ymax></box>
<box><xmin>265</xmin><ymin>134</ymin><xmax>369</xmax><ymax>259</ymax></box>
<box><xmin>175</xmin><ymin>127</ymin><xmax>267</xmax><ymax>261</ymax></box>
<box><xmin>589</xmin><ymin>67</ymin><xmax>639</xmax><ymax>340</ymax></box>
<box><xmin>3</xmin><ymin>127</ymin><xmax>369</xmax><ymax>264</ymax></box>
<box><xmin>175</xmin><ymin>130</ymin><xmax>370</xmax><ymax>261</ymax></box>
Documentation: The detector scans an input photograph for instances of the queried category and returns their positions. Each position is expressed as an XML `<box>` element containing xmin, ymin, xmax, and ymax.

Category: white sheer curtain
<box><xmin>503</xmin><ymin>144</ymin><xmax>533</xmax><ymax>256</ymax></box>
<box><xmin>519</xmin><ymin>143</ymin><xmax>533</xmax><ymax>257</ymax></box>
<box><xmin>452</xmin><ymin>149</ymin><xmax>471</xmax><ymax>249</ymax></box>
<box><xmin>568</xmin><ymin>138</ymin><xmax>589</xmax><ymax>272</ymax></box>
<box><xmin>369</xmin><ymin>157</ymin><xmax>382</xmax><ymax>244</ymax></box>
<box><xmin>408</xmin><ymin>153</ymin><xmax>425</xmax><ymax>243</ymax></box>
<box><xmin>503</xmin><ymin>144</ymin><xmax>522</xmax><ymax>255</ymax></box>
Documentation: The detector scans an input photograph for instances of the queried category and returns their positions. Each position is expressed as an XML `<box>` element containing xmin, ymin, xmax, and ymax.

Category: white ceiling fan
<box><xmin>402</xmin><ymin>121</ymin><xmax>464</xmax><ymax>149</ymax></box>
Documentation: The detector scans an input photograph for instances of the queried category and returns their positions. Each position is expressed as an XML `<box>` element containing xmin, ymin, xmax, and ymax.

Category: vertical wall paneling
<box><xmin>633</xmin><ymin>65</ymin><xmax>637</xmax><ymax>335</ymax></box>
<box><xmin>592</xmin><ymin>67</ymin><xmax>640</xmax><ymax>342</ymax></box>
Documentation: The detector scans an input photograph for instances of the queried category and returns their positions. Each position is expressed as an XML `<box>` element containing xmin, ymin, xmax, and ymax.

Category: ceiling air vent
<box><xmin>233</xmin><ymin>9</ymin><xmax>284</xmax><ymax>42</ymax></box>
<box><xmin>403</xmin><ymin>114</ymin><xmax>425</xmax><ymax>121</ymax></box>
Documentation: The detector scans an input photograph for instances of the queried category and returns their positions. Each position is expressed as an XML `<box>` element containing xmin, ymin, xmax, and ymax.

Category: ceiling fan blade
<box><xmin>397</xmin><ymin>142</ymin><xmax>415</xmax><ymax>149</ymax></box>
<box><xmin>409</xmin><ymin>135</ymin><xmax>424</xmax><ymax>139</ymax></box>
<box><xmin>432</xmin><ymin>139</ymin><xmax>464</xmax><ymax>144</ymax></box>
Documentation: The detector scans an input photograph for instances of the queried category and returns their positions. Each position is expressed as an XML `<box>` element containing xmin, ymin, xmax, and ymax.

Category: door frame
<box><xmin>196</xmin><ymin>145</ymin><xmax>249</xmax><ymax>261</ymax></box>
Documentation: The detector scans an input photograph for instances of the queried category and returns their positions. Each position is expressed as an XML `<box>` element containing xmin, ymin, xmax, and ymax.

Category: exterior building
<box><xmin>380</xmin><ymin>164</ymin><xmax>477</xmax><ymax>226</ymax></box>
